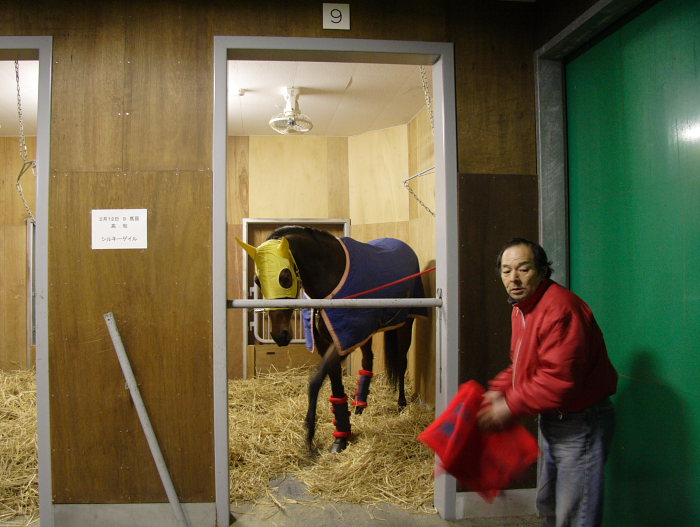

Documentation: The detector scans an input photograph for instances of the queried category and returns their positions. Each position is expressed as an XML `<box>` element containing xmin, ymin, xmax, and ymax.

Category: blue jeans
<box><xmin>537</xmin><ymin>398</ymin><xmax>615</xmax><ymax>527</ymax></box>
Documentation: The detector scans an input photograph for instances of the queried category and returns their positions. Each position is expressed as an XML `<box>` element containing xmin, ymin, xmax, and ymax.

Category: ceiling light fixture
<box><xmin>269</xmin><ymin>87</ymin><xmax>313</xmax><ymax>135</ymax></box>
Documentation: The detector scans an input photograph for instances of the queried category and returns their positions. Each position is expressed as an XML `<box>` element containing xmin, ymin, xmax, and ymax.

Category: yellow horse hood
<box><xmin>236</xmin><ymin>237</ymin><xmax>300</xmax><ymax>300</ymax></box>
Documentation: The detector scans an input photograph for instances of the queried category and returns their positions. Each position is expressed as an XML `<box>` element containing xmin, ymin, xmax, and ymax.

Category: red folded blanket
<box><xmin>418</xmin><ymin>380</ymin><xmax>539</xmax><ymax>502</ymax></box>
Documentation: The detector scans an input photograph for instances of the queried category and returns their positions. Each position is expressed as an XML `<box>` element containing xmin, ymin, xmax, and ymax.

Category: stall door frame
<box><xmin>213</xmin><ymin>36</ymin><xmax>458</xmax><ymax>525</ymax></box>
<box><xmin>0</xmin><ymin>35</ymin><xmax>53</xmax><ymax>525</ymax></box>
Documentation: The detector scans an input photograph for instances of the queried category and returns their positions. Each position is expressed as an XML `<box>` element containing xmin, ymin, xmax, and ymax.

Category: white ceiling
<box><xmin>228</xmin><ymin>60</ymin><xmax>428</xmax><ymax>137</ymax></box>
<box><xmin>0</xmin><ymin>59</ymin><xmax>428</xmax><ymax>138</ymax></box>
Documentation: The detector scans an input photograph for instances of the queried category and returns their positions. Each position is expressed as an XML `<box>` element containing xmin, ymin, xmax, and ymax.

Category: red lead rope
<box><xmin>340</xmin><ymin>266</ymin><xmax>437</xmax><ymax>299</ymax></box>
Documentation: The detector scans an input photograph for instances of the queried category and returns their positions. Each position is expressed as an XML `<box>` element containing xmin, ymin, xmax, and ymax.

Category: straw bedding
<box><xmin>228</xmin><ymin>367</ymin><xmax>436</xmax><ymax>511</ymax></box>
<box><xmin>0</xmin><ymin>370</ymin><xmax>38</xmax><ymax>525</ymax></box>
<box><xmin>0</xmin><ymin>367</ymin><xmax>435</xmax><ymax>523</ymax></box>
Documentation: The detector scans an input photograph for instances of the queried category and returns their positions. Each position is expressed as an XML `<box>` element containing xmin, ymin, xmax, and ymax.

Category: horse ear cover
<box><xmin>236</xmin><ymin>237</ymin><xmax>300</xmax><ymax>299</ymax></box>
<box><xmin>235</xmin><ymin>237</ymin><xmax>257</xmax><ymax>260</ymax></box>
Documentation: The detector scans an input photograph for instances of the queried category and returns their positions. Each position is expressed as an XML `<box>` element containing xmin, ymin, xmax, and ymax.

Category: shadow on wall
<box><xmin>606</xmin><ymin>350</ymin><xmax>692</xmax><ymax>526</ymax></box>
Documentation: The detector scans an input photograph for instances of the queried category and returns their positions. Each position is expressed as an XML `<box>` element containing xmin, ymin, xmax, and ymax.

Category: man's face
<box><xmin>500</xmin><ymin>244</ymin><xmax>543</xmax><ymax>302</ymax></box>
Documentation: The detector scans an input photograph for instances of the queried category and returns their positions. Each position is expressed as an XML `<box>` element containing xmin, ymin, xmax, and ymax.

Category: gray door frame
<box><xmin>212</xmin><ymin>36</ymin><xmax>459</xmax><ymax>525</ymax></box>
<box><xmin>0</xmin><ymin>35</ymin><xmax>53</xmax><ymax>526</ymax></box>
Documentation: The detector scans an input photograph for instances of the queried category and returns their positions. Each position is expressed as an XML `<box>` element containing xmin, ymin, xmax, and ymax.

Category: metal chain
<box><xmin>15</xmin><ymin>60</ymin><xmax>36</xmax><ymax>223</ymax></box>
<box><xmin>403</xmin><ymin>65</ymin><xmax>436</xmax><ymax>217</ymax></box>
<box><xmin>403</xmin><ymin>168</ymin><xmax>436</xmax><ymax>217</ymax></box>
<box><xmin>419</xmin><ymin>65</ymin><xmax>434</xmax><ymax>135</ymax></box>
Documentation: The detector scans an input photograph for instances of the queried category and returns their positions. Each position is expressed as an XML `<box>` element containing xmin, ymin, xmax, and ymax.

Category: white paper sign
<box><xmin>92</xmin><ymin>209</ymin><xmax>148</xmax><ymax>250</ymax></box>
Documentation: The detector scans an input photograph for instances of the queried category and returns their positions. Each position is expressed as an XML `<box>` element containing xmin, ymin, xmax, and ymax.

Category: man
<box><xmin>477</xmin><ymin>238</ymin><xmax>618</xmax><ymax>527</ymax></box>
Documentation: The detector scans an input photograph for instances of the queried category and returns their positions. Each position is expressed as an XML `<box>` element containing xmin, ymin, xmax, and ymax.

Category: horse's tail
<box><xmin>383</xmin><ymin>334</ymin><xmax>403</xmax><ymax>391</ymax></box>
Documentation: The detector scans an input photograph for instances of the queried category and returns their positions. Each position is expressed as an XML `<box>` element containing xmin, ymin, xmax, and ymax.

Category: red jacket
<box><xmin>489</xmin><ymin>279</ymin><xmax>618</xmax><ymax>416</ymax></box>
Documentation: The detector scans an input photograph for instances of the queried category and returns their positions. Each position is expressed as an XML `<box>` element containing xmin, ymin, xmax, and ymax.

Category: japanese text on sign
<box><xmin>91</xmin><ymin>209</ymin><xmax>148</xmax><ymax>250</ymax></box>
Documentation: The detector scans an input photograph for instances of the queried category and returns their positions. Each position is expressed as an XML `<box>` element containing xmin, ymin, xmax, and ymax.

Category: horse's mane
<box><xmin>267</xmin><ymin>225</ymin><xmax>338</xmax><ymax>243</ymax></box>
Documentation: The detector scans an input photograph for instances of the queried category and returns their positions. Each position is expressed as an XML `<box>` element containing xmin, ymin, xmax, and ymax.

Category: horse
<box><xmin>237</xmin><ymin>225</ymin><xmax>427</xmax><ymax>453</ymax></box>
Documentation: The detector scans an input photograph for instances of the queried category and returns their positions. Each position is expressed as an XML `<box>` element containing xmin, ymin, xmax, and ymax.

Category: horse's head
<box><xmin>236</xmin><ymin>236</ymin><xmax>300</xmax><ymax>346</ymax></box>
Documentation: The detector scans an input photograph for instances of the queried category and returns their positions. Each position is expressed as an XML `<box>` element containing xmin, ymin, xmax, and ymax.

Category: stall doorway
<box><xmin>213</xmin><ymin>37</ymin><xmax>459</xmax><ymax>525</ymax></box>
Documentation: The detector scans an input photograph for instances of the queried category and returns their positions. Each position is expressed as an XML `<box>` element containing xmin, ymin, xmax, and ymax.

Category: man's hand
<box><xmin>477</xmin><ymin>390</ymin><xmax>514</xmax><ymax>432</ymax></box>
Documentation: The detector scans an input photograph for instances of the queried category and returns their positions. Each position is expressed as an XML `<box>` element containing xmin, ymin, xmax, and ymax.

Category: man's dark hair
<box><xmin>496</xmin><ymin>238</ymin><xmax>553</xmax><ymax>278</ymax></box>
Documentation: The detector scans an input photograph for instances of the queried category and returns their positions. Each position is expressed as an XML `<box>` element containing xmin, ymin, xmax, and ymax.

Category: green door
<box><xmin>566</xmin><ymin>0</ymin><xmax>700</xmax><ymax>525</ymax></box>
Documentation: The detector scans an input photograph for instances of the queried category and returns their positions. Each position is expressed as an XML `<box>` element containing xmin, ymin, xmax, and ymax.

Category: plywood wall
<box><xmin>248</xmin><ymin>136</ymin><xmax>346</xmax><ymax>219</ymax></box>
<box><xmin>48</xmin><ymin>170</ymin><xmax>213</xmax><ymax>503</ymax></box>
<box><xmin>348</xmin><ymin>126</ymin><xmax>409</xmax><ymax>224</ymax></box>
<box><xmin>0</xmin><ymin>136</ymin><xmax>35</xmax><ymax>371</ymax></box>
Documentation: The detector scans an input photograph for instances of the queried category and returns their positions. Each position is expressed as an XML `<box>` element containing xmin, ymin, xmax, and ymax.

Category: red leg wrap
<box><xmin>352</xmin><ymin>370</ymin><xmax>374</xmax><ymax>408</ymax></box>
<box><xmin>330</xmin><ymin>394</ymin><xmax>351</xmax><ymax>438</ymax></box>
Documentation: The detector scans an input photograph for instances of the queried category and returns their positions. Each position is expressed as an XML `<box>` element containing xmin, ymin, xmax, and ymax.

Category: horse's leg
<box><xmin>352</xmin><ymin>341</ymin><xmax>374</xmax><ymax>415</ymax></box>
<box><xmin>305</xmin><ymin>352</ymin><xmax>328</xmax><ymax>452</ymax></box>
<box><xmin>386</xmin><ymin>319</ymin><xmax>414</xmax><ymax>410</ymax></box>
<box><xmin>326</xmin><ymin>348</ymin><xmax>351</xmax><ymax>453</ymax></box>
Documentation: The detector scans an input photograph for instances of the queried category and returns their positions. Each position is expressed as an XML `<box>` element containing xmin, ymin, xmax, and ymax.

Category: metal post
<box><xmin>227</xmin><ymin>297</ymin><xmax>443</xmax><ymax>309</ymax></box>
<box><xmin>103</xmin><ymin>312</ymin><xmax>192</xmax><ymax>527</ymax></box>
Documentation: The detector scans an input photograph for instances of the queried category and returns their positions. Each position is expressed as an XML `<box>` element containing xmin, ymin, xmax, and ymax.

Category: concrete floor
<box><xmin>229</xmin><ymin>476</ymin><xmax>541</xmax><ymax>527</ymax></box>
<box><xmin>231</xmin><ymin>502</ymin><xmax>541</xmax><ymax>527</ymax></box>
<box><xmin>4</xmin><ymin>478</ymin><xmax>541</xmax><ymax>527</ymax></box>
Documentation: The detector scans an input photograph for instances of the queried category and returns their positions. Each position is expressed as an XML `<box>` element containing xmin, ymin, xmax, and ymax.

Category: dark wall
<box><xmin>535</xmin><ymin>0</ymin><xmax>601</xmax><ymax>47</ymax></box>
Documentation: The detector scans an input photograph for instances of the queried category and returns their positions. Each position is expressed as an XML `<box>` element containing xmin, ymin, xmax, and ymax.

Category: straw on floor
<box><xmin>228</xmin><ymin>367</ymin><xmax>436</xmax><ymax>511</ymax></box>
<box><xmin>0</xmin><ymin>367</ymin><xmax>436</xmax><ymax>523</ymax></box>
<box><xmin>0</xmin><ymin>369</ymin><xmax>38</xmax><ymax>525</ymax></box>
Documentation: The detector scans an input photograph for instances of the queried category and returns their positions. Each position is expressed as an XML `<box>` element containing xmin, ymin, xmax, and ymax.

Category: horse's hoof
<box><xmin>354</xmin><ymin>406</ymin><xmax>364</xmax><ymax>415</ymax></box>
<box><xmin>330</xmin><ymin>437</ymin><xmax>348</xmax><ymax>453</ymax></box>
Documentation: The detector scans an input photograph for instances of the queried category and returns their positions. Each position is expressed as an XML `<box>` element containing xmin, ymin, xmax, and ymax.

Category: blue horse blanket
<box><xmin>303</xmin><ymin>236</ymin><xmax>427</xmax><ymax>355</ymax></box>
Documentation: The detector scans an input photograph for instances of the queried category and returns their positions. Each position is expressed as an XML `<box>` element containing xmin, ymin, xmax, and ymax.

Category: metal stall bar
<box><xmin>228</xmin><ymin>297</ymin><xmax>442</xmax><ymax>309</ymax></box>
<box><xmin>103</xmin><ymin>312</ymin><xmax>192</xmax><ymax>527</ymax></box>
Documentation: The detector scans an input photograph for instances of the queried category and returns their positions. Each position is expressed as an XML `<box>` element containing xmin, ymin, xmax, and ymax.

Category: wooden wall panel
<box><xmin>1</xmin><ymin>136</ymin><xmax>36</xmax><ymax>370</ymax></box>
<box><xmin>49</xmin><ymin>6</ymin><xmax>125</xmax><ymax>172</ymax></box>
<box><xmin>0</xmin><ymin>226</ymin><xmax>27</xmax><ymax>370</ymax></box>
<box><xmin>122</xmin><ymin>2</ymin><xmax>211</xmax><ymax>171</ymax></box>
<box><xmin>457</xmin><ymin>173</ymin><xmax>538</xmax><ymax>386</ymax></box>
<box><xmin>249</xmin><ymin>136</ymin><xmax>330</xmax><ymax>218</ymax></box>
<box><xmin>407</xmin><ymin>106</ymin><xmax>437</xmax><ymax>406</ymax></box>
<box><xmin>410</xmin><ymin>216</ymin><xmax>437</xmax><ymax>406</ymax></box>
<box><xmin>326</xmin><ymin>137</ymin><xmax>349</xmax><ymax>219</ymax></box>
<box><xmin>227</xmin><ymin>224</ymin><xmax>245</xmax><ymax>379</ymax></box>
<box><xmin>48</xmin><ymin>171</ymin><xmax>213</xmax><ymax>502</ymax></box>
<box><xmin>407</xmin><ymin>106</ymin><xmax>436</xmax><ymax>221</ymax></box>
<box><xmin>448</xmin><ymin>1</ymin><xmax>537</xmax><ymax>175</ymax></box>
<box><xmin>348</xmin><ymin>126</ymin><xmax>409</xmax><ymax>225</ymax></box>
<box><xmin>1</xmin><ymin>136</ymin><xmax>36</xmax><ymax>225</ymax></box>
<box><xmin>204</xmin><ymin>0</ymin><xmax>447</xmax><ymax>41</ymax></box>
<box><xmin>228</xmin><ymin>136</ymin><xmax>250</xmax><ymax>225</ymax></box>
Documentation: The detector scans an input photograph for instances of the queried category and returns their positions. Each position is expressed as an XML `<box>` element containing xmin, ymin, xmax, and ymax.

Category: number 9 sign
<box><xmin>323</xmin><ymin>3</ymin><xmax>350</xmax><ymax>30</ymax></box>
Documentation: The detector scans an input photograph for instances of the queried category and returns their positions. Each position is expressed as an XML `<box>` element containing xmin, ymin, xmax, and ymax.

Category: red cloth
<box><xmin>418</xmin><ymin>380</ymin><xmax>539</xmax><ymax>502</ymax></box>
